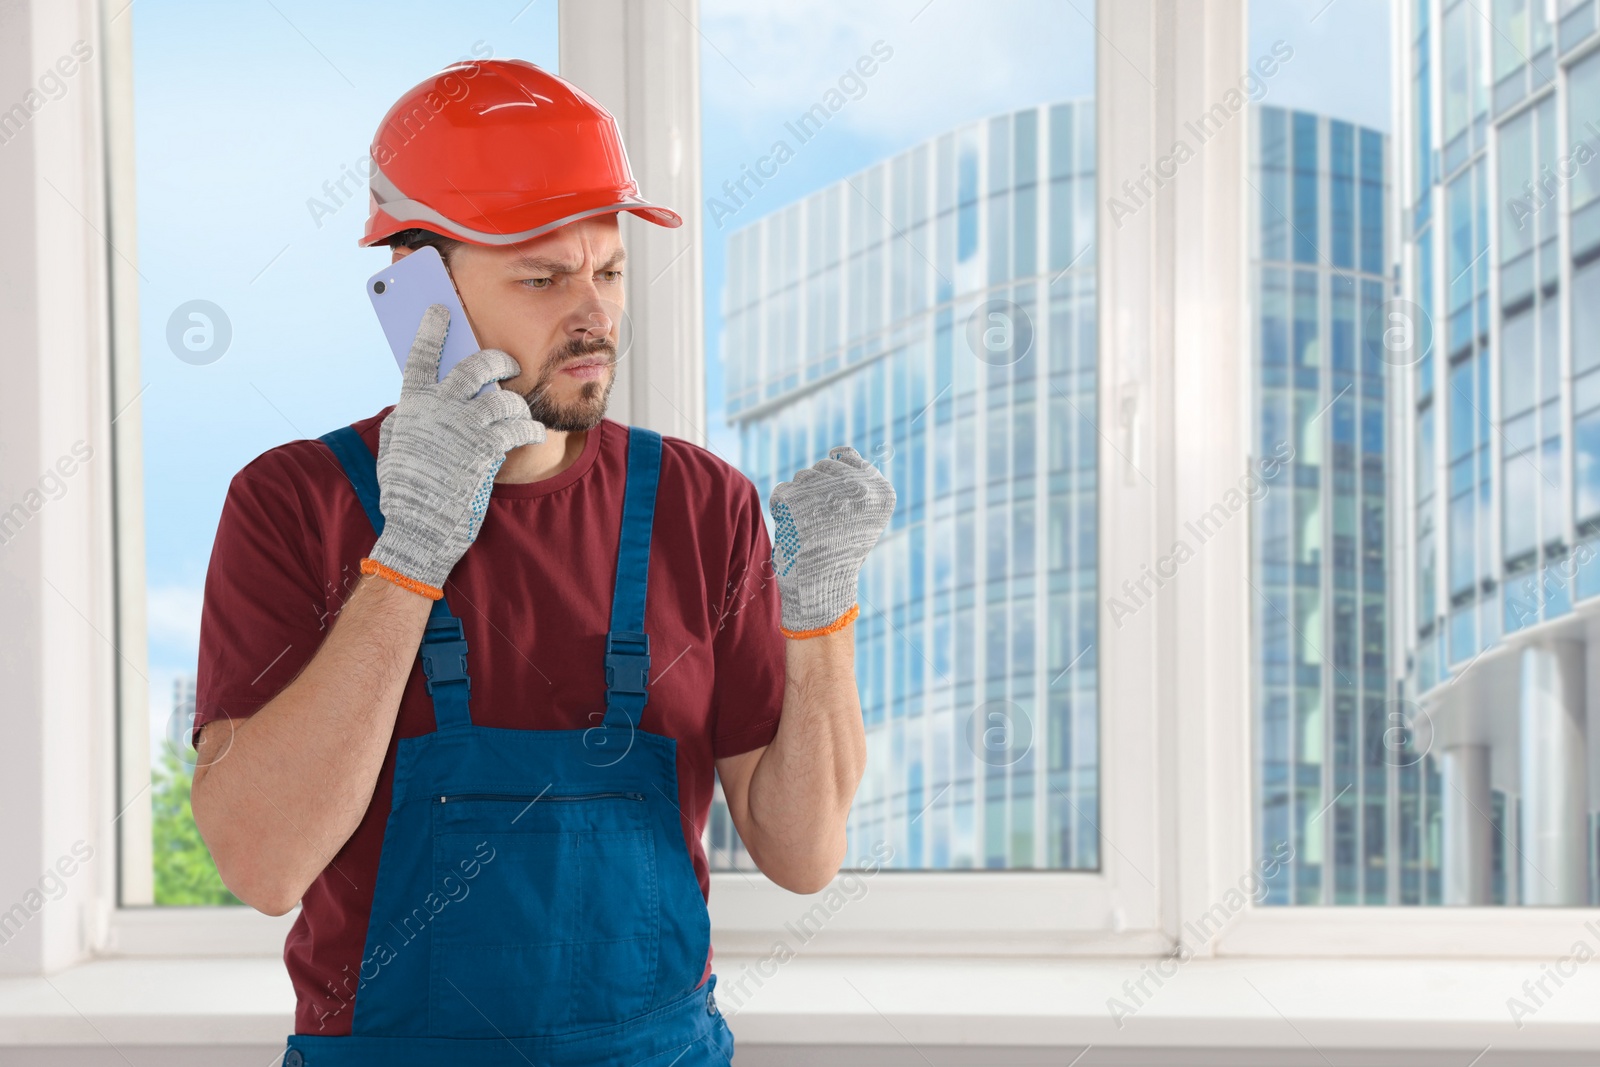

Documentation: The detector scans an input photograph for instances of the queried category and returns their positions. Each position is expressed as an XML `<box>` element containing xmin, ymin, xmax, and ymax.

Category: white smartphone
<box><xmin>366</xmin><ymin>245</ymin><xmax>492</xmax><ymax>396</ymax></box>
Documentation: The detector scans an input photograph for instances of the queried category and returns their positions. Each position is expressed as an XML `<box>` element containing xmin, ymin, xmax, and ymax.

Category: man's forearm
<box><xmin>743</xmin><ymin>626</ymin><xmax>865</xmax><ymax>893</ymax></box>
<box><xmin>191</xmin><ymin>574</ymin><xmax>430</xmax><ymax>914</ymax></box>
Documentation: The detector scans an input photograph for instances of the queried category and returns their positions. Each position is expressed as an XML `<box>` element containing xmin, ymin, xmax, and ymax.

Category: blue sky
<box><xmin>1249</xmin><ymin>0</ymin><xmax>1391</xmax><ymax>131</ymax></box>
<box><xmin>133</xmin><ymin>0</ymin><xmax>1389</xmax><ymax>751</ymax></box>
<box><xmin>132</xmin><ymin>0</ymin><xmax>561</xmax><ymax>751</ymax></box>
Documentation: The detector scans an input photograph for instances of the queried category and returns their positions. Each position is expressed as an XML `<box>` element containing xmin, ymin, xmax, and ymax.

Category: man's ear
<box><xmin>391</xmin><ymin>246</ymin><xmax>413</xmax><ymax>264</ymax></box>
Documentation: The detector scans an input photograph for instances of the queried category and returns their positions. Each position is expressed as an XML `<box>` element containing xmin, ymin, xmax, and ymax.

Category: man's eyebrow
<box><xmin>505</xmin><ymin>246</ymin><xmax>627</xmax><ymax>275</ymax></box>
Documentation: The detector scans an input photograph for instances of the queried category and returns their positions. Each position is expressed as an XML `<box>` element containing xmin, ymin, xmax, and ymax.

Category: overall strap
<box><xmin>318</xmin><ymin>425</ymin><xmax>473</xmax><ymax>732</ymax></box>
<box><xmin>601</xmin><ymin>426</ymin><xmax>662</xmax><ymax>730</ymax></box>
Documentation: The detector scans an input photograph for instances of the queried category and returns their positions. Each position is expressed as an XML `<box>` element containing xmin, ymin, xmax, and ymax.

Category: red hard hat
<box><xmin>360</xmin><ymin>59</ymin><xmax>682</xmax><ymax>248</ymax></box>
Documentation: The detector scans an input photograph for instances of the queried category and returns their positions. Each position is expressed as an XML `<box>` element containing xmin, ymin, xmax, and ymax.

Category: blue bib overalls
<box><xmin>282</xmin><ymin>423</ymin><xmax>736</xmax><ymax>1067</ymax></box>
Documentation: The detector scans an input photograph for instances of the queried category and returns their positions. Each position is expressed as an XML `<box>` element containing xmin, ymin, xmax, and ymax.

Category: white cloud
<box><xmin>700</xmin><ymin>0</ymin><xmax>1391</xmax><ymax>147</ymax></box>
<box><xmin>146</xmin><ymin>584</ymin><xmax>204</xmax><ymax>652</ymax></box>
<box><xmin>699</xmin><ymin>0</ymin><xmax>1096</xmax><ymax>146</ymax></box>
<box><xmin>1248</xmin><ymin>0</ymin><xmax>1392</xmax><ymax>131</ymax></box>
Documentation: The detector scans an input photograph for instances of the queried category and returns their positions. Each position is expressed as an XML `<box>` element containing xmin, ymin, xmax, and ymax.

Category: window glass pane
<box><xmin>130</xmin><ymin>5</ymin><xmax>560</xmax><ymax>905</ymax></box>
<box><xmin>1502</xmin><ymin>310</ymin><xmax>1536</xmax><ymax>414</ymax></box>
<box><xmin>1294</xmin><ymin>113</ymin><xmax>1321</xmax><ymax>264</ymax></box>
<box><xmin>1448</xmin><ymin>171</ymin><xmax>1476</xmax><ymax>321</ymax></box>
<box><xmin>1577</xmin><ymin>259</ymin><xmax>1600</xmax><ymax>375</ymax></box>
<box><xmin>1576</xmin><ymin>411</ymin><xmax>1600</xmax><ymax>523</ymax></box>
<box><xmin>1413</xmin><ymin>27</ymin><xmax>1433</xmax><ymax>209</ymax></box>
<box><xmin>1417</xmin><ymin>406</ymin><xmax>1436</xmax><ymax>503</ymax></box>
<box><xmin>1361</xmin><ymin>129</ymin><xmax>1385</xmax><ymax>274</ymax></box>
<box><xmin>1492</xmin><ymin>0</ymin><xmax>1527</xmax><ymax>84</ymax></box>
<box><xmin>1450</xmin><ymin>484</ymin><xmax>1477</xmax><ymax>593</ymax></box>
<box><xmin>1472</xmin><ymin>4</ymin><xmax>1491</xmax><ymax>121</ymax></box>
<box><xmin>1569</xmin><ymin>53</ymin><xmax>1600</xmax><ymax>216</ymax></box>
<box><xmin>702</xmin><ymin>7</ymin><xmax>1096</xmax><ymax>871</ymax></box>
<box><xmin>1449</xmin><ymin>358</ymin><xmax>1476</xmax><ymax>460</ymax></box>
<box><xmin>1504</xmin><ymin>435</ymin><xmax>1537</xmax><ymax>559</ymax></box>
<box><xmin>1332</xmin><ymin>122</ymin><xmax>1355</xmax><ymax>269</ymax></box>
<box><xmin>1262</xmin><ymin>108</ymin><xmax>1289</xmax><ymax>260</ymax></box>
<box><xmin>1497</xmin><ymin>111</ymin><xmax>1534</xmax><ymax>264</ymax></box>
<box><xmin>1442</xmin><ymin>3</ymin><xmax>1471</xmax><ymax>144</ymax></box>
<box><xmin>1540</xmin><ymin>297</ymin><xmax>1561</xmax><ymax>403</ymax></box>
<box><xmin>1531</xmin><ymin>0</ymin><xmax>1554</xmax><ymax>54</ymax></box>
<box><xmin>1536</xmin><ymin>97</ymin><xmax>1560</xmax><ymax>248</ymax></box>
<box><xmin>1541</xmin><ymin>435</ymin><xmax>1565</xmax><ymax>549</ymax></box>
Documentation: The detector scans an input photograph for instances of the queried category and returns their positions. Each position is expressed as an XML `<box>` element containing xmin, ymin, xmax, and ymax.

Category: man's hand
<box><xmin>369</xmin><ymin>303</ymin><xmax>544</xmax><ymax>593</ymax></box>
<box><xmin>767</xmin><ymin>446</ymin><xmax>895</xmax><ymax>637</ymax></box>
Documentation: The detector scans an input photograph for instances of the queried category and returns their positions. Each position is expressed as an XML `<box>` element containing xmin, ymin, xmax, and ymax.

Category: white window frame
<box><xmin>51</xmin><ymin>0</ymin><xmax>1595</xmax><ymax>967</ymax></box>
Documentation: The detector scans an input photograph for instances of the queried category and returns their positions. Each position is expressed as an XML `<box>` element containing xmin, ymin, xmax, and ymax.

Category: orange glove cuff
<box><xmin>779</xmin><ymin>602</ymin><xmax>859</xmax><ymax>640</ymax></box>
<box><xmin>360</xmin><ymin>557</ymin><xmax>443</xmax><ymax>600</ymax></box>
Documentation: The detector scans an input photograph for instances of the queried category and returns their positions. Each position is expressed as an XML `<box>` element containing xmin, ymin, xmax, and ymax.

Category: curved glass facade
<box><xmin>1398</xmin><ymin>0</ymin><xmax>1600</xmax><ymax>905</ymax></box>
<box><xmin>1250</xmin><ymin>105</ymin><xmax>1450</xmax><ymax>904</ymax></box>
<box><xmin>711</xmin><ymin>102</ymin><xmax>1100</xmax><ymax>871</ymax></box>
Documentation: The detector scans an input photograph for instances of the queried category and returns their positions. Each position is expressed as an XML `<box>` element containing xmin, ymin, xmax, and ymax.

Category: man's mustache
<box><xmin>513</xmin><ymin>337</ymin><xmax>617</xmax><ymax>406</ymax></box>
<box><xmin>548</xmin><ymin>336</ymin><xmax>616</xmax><ymax>369</ymax></box>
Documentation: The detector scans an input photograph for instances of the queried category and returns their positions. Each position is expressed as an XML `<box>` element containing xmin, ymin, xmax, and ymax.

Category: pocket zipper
<box><xmin>436</xmin><ymin>790</ymin><xmax>645</xmax><ymax>804</ymax></box>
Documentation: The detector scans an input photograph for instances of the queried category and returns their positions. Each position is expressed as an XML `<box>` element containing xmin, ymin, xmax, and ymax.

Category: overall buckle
<box><xmin>420</xmin><ymin>615</ymin><xmax>471</xmax><ymax>697</ymax></box>
<box><xmin>605</xmin><ymin>630</ymin><xmax>651</xmax><ymax>695</ymax></box>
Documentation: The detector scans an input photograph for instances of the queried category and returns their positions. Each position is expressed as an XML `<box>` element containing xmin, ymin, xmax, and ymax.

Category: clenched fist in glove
<box><xmin>768</xmin><ymin>446</ymin><xmax>896</xmax><ymax>638</ymax></box>
<box><xmin>363</xmin><ymin>303</ymin><xmax>545</xmax><ymax>599</ymax></box>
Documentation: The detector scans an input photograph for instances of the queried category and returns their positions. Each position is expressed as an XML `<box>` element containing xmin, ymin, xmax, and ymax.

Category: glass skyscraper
<box><xmin>1390</xmin><ymin>0</ymin><xmax>1600</xmax><ymax>906</ymax></box>
<box><xmin>1250</xmin><ymin>105</ymin><xmax>1447</xmax><ymax>905</ymax></box>
<box><xmin>708</xmin><ymin>101</ymin><xmax>1101</xmax><ymax>871</ymax></box>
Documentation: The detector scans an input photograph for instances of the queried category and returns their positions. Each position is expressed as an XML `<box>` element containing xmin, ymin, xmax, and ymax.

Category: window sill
<box><xmin>1</xmin><ymin>954</ymin><xmax>1595</xmax><ymax>1058</ymax></box>
<box><xmin>715</xmin><ymin>953</ymin><xmax>1600</xmax><ymax>1055</ymax></box>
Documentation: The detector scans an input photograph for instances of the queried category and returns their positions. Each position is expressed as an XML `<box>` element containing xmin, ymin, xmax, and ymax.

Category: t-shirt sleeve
<box><xmin>192</xmin><ymin>460</ymin><xmax>330</xmax><ymax>748</ymax></box>
<box><xmin>709</xmin><ymin>474</ymin><xmax>786</xmax><ymax>759</ymax></box>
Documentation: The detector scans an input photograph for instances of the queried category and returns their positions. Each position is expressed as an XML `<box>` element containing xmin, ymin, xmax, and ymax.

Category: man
<box><xmin>189</xmin><ymin>59</ymin><xmax>894</xmax><ymax>1066</ymax></box>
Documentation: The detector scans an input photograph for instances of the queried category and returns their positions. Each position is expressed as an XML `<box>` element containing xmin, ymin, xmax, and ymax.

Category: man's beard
<box><xmin>516</xmin><ymin>336</ymin><xmax>617</xmax><ymax>432</ymax></box>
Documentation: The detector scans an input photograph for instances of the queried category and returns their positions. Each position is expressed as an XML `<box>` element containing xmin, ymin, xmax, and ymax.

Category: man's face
<box><xmin>395</xmin><ymin>214</ymin><xmax>625</xmax><ymax>432</ymax></box>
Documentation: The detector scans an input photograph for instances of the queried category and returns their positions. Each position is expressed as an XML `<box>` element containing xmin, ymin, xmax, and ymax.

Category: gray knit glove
<box><xmin>368</xmin><ymin>304</ymin><xmax>544</xmax><ymax>594</ymax></box>
<box><xmin>768</xmin><ymin>446</ymin><xmax>895</xmax><ymax>636</ymax></box>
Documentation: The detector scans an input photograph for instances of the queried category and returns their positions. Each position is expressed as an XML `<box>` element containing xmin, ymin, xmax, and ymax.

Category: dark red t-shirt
<box><xmin>193</xmin><ymin>409</ymin><xmax>784</xmax><ymax>1035</ymax></box>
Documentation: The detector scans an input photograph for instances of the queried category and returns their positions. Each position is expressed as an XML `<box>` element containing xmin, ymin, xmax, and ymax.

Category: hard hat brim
<box><xmin>360</xmin><ymin>197</ymin><xmax>682</xmax><ymax>249</ymax></box>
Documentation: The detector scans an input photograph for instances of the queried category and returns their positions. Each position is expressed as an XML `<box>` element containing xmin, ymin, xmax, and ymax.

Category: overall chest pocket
<box><xmin>427</xmin><ymin>790</ymin><xmax>661</xmax><ymax>1037</ymax></box>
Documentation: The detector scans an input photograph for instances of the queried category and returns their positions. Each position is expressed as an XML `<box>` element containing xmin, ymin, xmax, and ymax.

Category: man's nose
<box><xmin>570</xmin><ymin>303</ymin><xmax>615</xmax><ymax>343</ymax></box>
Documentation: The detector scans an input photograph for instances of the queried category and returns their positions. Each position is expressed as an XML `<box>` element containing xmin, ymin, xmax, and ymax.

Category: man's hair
<box><xmin>386</xmin><ymin>227</ymin><xmax>466</xmax><ymax>265</ymax></box>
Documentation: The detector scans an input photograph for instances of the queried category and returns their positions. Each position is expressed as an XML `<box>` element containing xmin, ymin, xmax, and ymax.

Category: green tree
<box><xmin>151</xmin><ymin>742</ymin><xmax>241</xmax><ymax>906</ymax></box>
